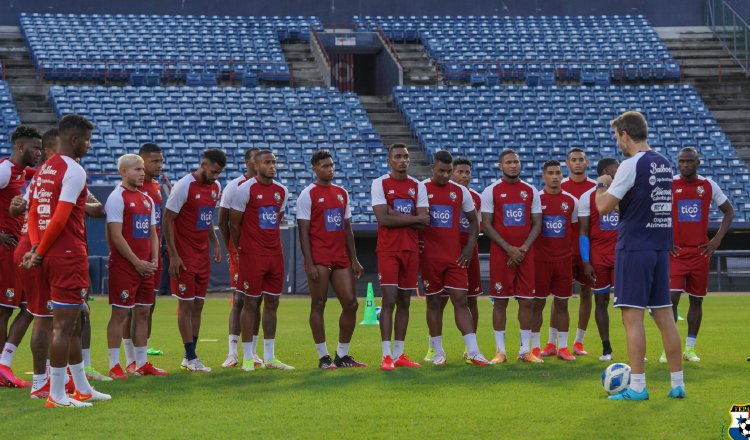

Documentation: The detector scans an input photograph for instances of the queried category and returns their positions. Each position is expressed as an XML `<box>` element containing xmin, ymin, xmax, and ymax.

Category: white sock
<box><xmin>242</xmin><ymin>342</ymin><xmax>253</xmax><ymax>361</ymax></box>
<box><xmin>82</xmin><ymin>348</ymin><xmax>91</xmax><ymax>367</ymax></box>
<box><xmin>123</xmin><ymin>339</ymin><xmax>136</xmax><ymax>366</ymax></box>
<box><xmin>630</xmin><ymin>373</ymin><xmax>646</xmax><ymax>393</ymax></box>
<box><xmin>315</xmin><ymin>342</ymin><xmax>328</xmax><ymax>358</ymax></box>
<box><xmin>46</xmin><ymin>359</ymin><xmax>50</xmax><ymax>376</ymax></box>
<box><xmin>685</xmin><ymin>336</ymin><xmax>696</xmax><ymax>348</ymax></box>
<box><xmin>49</xmin><ymin>367</ymin><xmax>67</xmax><ymax>402</ymax></box>
<box><xmin>381</xmin><ymin>341</ymin><xmax>392</xmax><ymax>358</ymax></box>
<box><xmin>229</xmin><ymin>334</ymin><xmax>240</xmax><ymax>356</ymax></box>
<box><xmin>336</xmin><ymin>342</ymin><xmax>350</xmax><ymax>358</ymax></box>
<box><xmin>494</xmin><ymin>330</ymin><xmax>506</xmax><ymax>353</ymax></box>
<box><xmin>519</xmin><ymin>329</ymin><xmax>531</xmax><ymax>355</ymax></box>
<box><xmin>263</xmin><ymin>339</ymin><xmax>275</xmax><ymax>362</ymax></box>
<box><xmin>463</xmin><ymin>333</ymin><xmax>480</xmax><ymax>356</ymax></box>
<box><xmin>108</xmin><ymin>348</ymin><xmax>120</xmax><ymax>369</ymax></box>
<box><xmin>548</xmin><ymin>327</ymin><xmax>558</xmax><ymax>345</ymax></box>
<box><xmin>431</xmin><ymin>336</ymin><xmax>444</xmax><ymax>355</ymax></box>
<box><xmin>69</xmin><ymin>362</ymin><xmax>93</xmax><ymax>394</ymax></box>
<box><xmin>531</xmin><ymin>332</ymin><xmax>540</xmax><ymax>350</ymax></box>
<box><xmin>0</xmin><ymin>343</ymin><xmax>17</xmax><ymax>367</ymax></box>
<box><xmin>135</xmin><ymin>346</ymin><xmax>148</xmax><ymax>369</ymax></box>
<box><xmin>575</xmin><ymin>328</ymin><xmax>586</xmax><ymax>344</ymax></box>
<box><xmin>32</xmin><ymin>373</ymin><xmax>47</xmax><ymax>390</ymax></box>
<box><xmin>393</xmin><ymin>340</ymin><xmax>405</xmax><ymax>359</ymax></box>
<box><xmin>670</xmin><ymin>370</ymin><xmax>684</xmax><ymax>389</ymax></box>
<box><xmin>251</xmin><ymin>335</ymin><xmax>258</xmax><ymax>356</ymax></box>
<box><xmin>558</xmin><ymin>331</ymin><xmax>569</xmax><ymax>349</ymax></box>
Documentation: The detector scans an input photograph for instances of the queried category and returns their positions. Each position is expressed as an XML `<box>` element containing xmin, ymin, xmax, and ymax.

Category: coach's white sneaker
<box><xmin>599</xmin><ymin>354</ymin><xmax>613</xmax><ymax>362</ymax></box>
<box><xmin>222</xmin><ymin>354</ymin><xmax>239</xmax><ymax>368</ymax></box>
<box><xmin>186</xmin><ymin>358</ymin><xmax>212</xmax><ymax>373</ymax></box>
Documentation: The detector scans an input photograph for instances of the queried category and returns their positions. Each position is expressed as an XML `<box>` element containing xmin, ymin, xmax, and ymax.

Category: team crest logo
<box><xmin>520</xmin><ymin>191</ymin><xmax>528</xmax><ymax>201</ymax></box>
<box><xmin>449</xmin><ymin>191</ymin><xmax>457</xmax><ymax>200</ymax></box>
<box><xmin>257</xmin><ymin>194</ymin><xmax>263</xmax><ymax>199</ymax></box>
<box><xmin>178</xmin><ymin>284</ymin><xmax>187</xmax><ymax>293</ymax></box>
<box><xmin>728</xmin><ymin>403</ymin><xmax>750</xmax><ymax>439</ymax></box>
<box><xmin>233</xmin><ymin>273</ymin><xmax>238</xmax><ymax>282</ymax></box>
<box><xmin>129</xmin><ymin>203</ymin><xmax>136</xmax><ymax>207</ymax></box>
<box><xmin>337</xmin><ymin>194</ymin><xmax>344</xmax><ymax>204</ymax></box>
<box><xmin>274</xmin><ymin>192</ymin><xmax>281</xmax><ymax>202</ymax></box>
<box><xmin>378</xmin><ymin>273</ymin><xmax>382</xmax><ymax>281</ymax></box>
<box><xmin>121</xmin><ymin>290</ymin><xmax>130</xmax><ymax>300</ymax></box>
<box><xmin>318</xmin><ymin>198</ymin><xmax>325</xmax><ymax>203</ymax></box>
<box><xmin>696</xmin><ymin>186</ymin><xmax>705</xmax><ymax>196</ymax></box>
<box><xmin>143</xmin><ymin>200</ymin><xmax>151</xmax><ymax>209</ymax></box>
<box><xmin>195</xmin><ymin>194</ymin><xmax>201</xmax><ymax>199</ymax></box>
<box><xmin>5</xmin><ymin>289</ymin><xmax>14</xmax><ymax>299</ymax></box>
<box><xmin>211</xmin><ymin>190</ymin><xmax>217</xmax><ymax>199</ymax></box>
<box><xmin>424</xmin><ymin>280</ymin><xmax>430</xmax><ymax>289</ymax></box>
<box><xmin>243</xmin><ymin>281</ymin><xmax>249</xmax><ymax>290</ymax></box>
<box><xmin>46</xmin><ymin>300</ymin><xmax>53</xmax><ymax>311</ymax></box>
<box><xmin>80</xmin><ymin>288</ymin><xmax>88</xmax><ymax>298</ymax></box>
<box><xmin>408</xmin><ymin>188</ymin><xmax>416</xmax><ymax>197</ymax></box>
<box><xmin>561</xmin><ymin>202</ymin><xmax>569</xmax><ymax>212</ymax></box>
<box><xmin>494</xmin><ymin>282</ymin><xmax>502</xmax><ymax>292</ymax></box>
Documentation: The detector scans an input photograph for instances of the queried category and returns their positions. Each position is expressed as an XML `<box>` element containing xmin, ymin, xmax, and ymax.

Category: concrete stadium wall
<box><xmin>1</xmin><ymin>0</ymin><xmax>704</xmax><ymax>27</ymax></box>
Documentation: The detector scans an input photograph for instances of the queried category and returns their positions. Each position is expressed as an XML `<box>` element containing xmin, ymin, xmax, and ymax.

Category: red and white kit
<box><xmin>219</xmin><ymin>174</ymin><xmax>250</xmax><ymax>289</ymax></box>
<box><xmin>296</xmin><ymin>182</ymin><xmax>352</xmax><ymax>270</ymax></box>
<box><xmin>534</xmin><ymin>190</ymin><xmax>578</xmax><ymax>299</ymax></box>
<box><xmin>578</xmin><ymin>186</ymin><xmax>619</xmax><ymax>292</ymax></box>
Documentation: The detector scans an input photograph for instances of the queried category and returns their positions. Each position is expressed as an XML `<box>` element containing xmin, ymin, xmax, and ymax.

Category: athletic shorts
<box><xmin>14</xmin><ymin>236</ymin><xmax>49</xmax><ymax>317</ymax></box>
<box><xmin>572</xmin><ymin>255</ymin><xmax>592</xmax><ymax>287</ymax></box>
<box><xmin>310</xmin><ymin>255</ymin><xmax>351</xmax><ymax>272</ymax></box>
<box><xmin>591</xmin><ymin>252</ymin><xmax>616</xmax><ymax>293</ymax></box>
<box><xmin>0</xmin><ymin>242</ymin><xmax>23</xmax><ymax>309</ymax></box>
<box><xmin>171</xmin><ymin>262</ymin><xmax>210</xmax><ymax>301</ymax></box>
<box><xmin>377</xmin><ymin>251</ymin><xmax>418</xmax><ymax>291</ymax></box>
<box><xmin>669</xmin><ymin>247</ymin><xmax>709</xmax><ymax>297</ymax></box>
<box><xmin>614</xmin><ymin>249</ymin><xmax>671</xmax><ymax>309</ymax></box>
<box><xmin>534</xmin><ymin>258</ymin><xmax>573</xmax><ymax>299</ymax></box>
<box><xmin>237</xmin><ymin>252</ymin><xmax>284</xmax><ymax>297</ymax></box>
<box><xmin>43</xmin><ymin>255</ymin><xmax>89</xmax><ymax>308</ymax></box>
<box><xmin>108</xmin><ymin>260</ymin><xmax>156</xmax><ymax>308</ymax></box>
<box><xmin>489</xmin><ymin>247</ymin><xmax>535</xmax><ymax>299</ymax></box>
<box><xmin>421</xmin><ymin>257</ymin><xmax>468</xmax><ymax>295</ymax></box>
<box><xmin>228</xmin><ymin>250</ymin><xmax>239</xmax><ymax>290</ymax></box>
<box><xmin>466</xmin><ymin>246</ymin><xmax>482</xmax><ymax>297</ymax></box>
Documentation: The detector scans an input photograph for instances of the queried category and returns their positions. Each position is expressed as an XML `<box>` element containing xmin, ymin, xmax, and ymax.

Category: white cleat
<box><xmin>241</xmin><ymin>360</ymin><xmax>256</xmax><ymax>372</ymax></box>
<box><xmin>432</xmin><ymin>352</ymin><xmax>447</xmax><ymax>366</ymax></box>
<box><xmin>222</xmin><ymin>354</ymin><xmax>239</xmax><ymax>368</ymax></box>
<box><xmin>599</xmin><ymin>354</ymin><xmax>613</xmax><ymax>362</ymax></box>
<box><xmin>252</xmin><ymin>354</ymin><xmax>264</xmax><ymax>367</ymax></box>
<box><xmin>186</xmin><ymin>358</ymin><xmax>212</xmax><ymax>373</ymax></box>
<box><xmin>180</xmin><ymin>358</ymin><xmax>189</xmax><ymax>370</ymax></box>
<box><xmin>86</xmin><ymin>389</ymin><xmax>112</xmax><ymax>402</ymax></box>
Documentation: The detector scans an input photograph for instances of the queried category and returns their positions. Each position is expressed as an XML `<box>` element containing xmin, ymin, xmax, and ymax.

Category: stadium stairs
<box><xmin>0</xmin><ymin>26</ymin><xmax>56</xmax><ymax>133</ymax></box>
<box><xmin>391</xmin><ymin>42</ymin><xmax>441</xmax><ymax>86</ymax></box>
<box><xmin>281</xmin><ymin>41</ymin><xmax>327</xmax><ymax>88</ymax></box>
<box><xmin>659</xmin><ymin>26</ymin><xmax>750</xmax><ymax>163</ymax></box>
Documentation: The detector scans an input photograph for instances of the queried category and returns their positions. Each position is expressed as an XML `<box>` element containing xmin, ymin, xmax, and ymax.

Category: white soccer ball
<box><xmin>602</xmin><ymin>363</ymin><xmax>631</xmax><ymax>395</ymax></box>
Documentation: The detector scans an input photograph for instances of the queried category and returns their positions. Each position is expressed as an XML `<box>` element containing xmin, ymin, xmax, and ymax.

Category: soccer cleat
<box><xmin>72</xmin><ymin>388</ymin><xmax>112</xmax><ymax>402</ymax></box>
<box><xmin>489</xmin><ymin>352</ymin><xmax>507</xmax><ymax>365</ymax></box>
<box><xmin>668</xmin><ymin>386</ymin><xmax>686</xmax><ymax>399</ymax></box>
<box><xmin>683</xmin><ymin>347</ymin><xmax>701</xmax><ymax>362</ymax></box>
<box><xmin>264</xmin><ymin>358</ymin><xmax>295</xmax><ymax>370</ymax></box>
<box><xmin>65</xmin><ymin>375</ymin><xmax>75</xmax><ymax>394</ymax></box>
<box><xmin>599</xmin><ymin>353</ymin><xmax>613</xmax><ymax>362</ymax></box>
<box><xmin>573</xmin><ymin>342</ymin><xmax>588</xmax><ymax>356</ymax></box>
<box><xmin>30</xmin><ymin>380</ymin><xmax>50</xmax><ymax>399</ymax></box>
<box><xmin>540</xmin><ymin>343</ymin><xmax>557</xmax><ymax>357</ymax></box>
<box><xmin>45</xmin><ymin>395</ymin><xmax>92</xmax><ymax>408</ymax></box>
<box><xmin>531</xmin><ymin>347</ymin><xmax>541</xmax><ymax>358</ymax></box>
<box><xmin>253</xmin><ymin>354</ymin><xmax>264</xmax><ymax>368</ymax></box>
<box><xmin>608</xmin><ymin>387</ymin><xmax>649</xmax><ymax>401</ymax></box>
<box><xmin>659</xmin><ymin>351</ymin><xmax>667</xmax><ymax>364</ymax></box>
<box><xmin>463</xmin><ymin>352</ymin><xmax>472</xmax><ymax>365</ymax></box>
<box><xmin>518</xmin><ymin>352</ymin><xmax>544</xmax><ymax>363</ymax></box>
<box><xmin>0</xmin><ymin>365</ymin><xmax>31</xmax><ymax>388</ymax></box>
<box><xmin>394</xmin><ymin>354</ymin><xmax>421</xmax><ymax>368</ymax></box>
<box><xmin>466</xmin><ymin>353</ymin><xmax>490</xmax><ymax>366</ymax></box>
<box><xmin>240</xmin><ymin>359</ymin><xmax>255</xmax><ymax>372</ymax></box>
<box><xmin>125</xmin><ymin>362</ymin><xmax>137</xmax><ymax>374</ymax></box>
<box><xmin>221</xmin><ymin>354</ymin><xmax>239</xmax><ymax>368</ymax></box>
<box><xmin>432</xmin><ymin>352</ymin><xmax>447</xmax><ymax>366</ymax></box>
<box><xmin>423</xmin><ymin>348</ymin><xmax>435</xmax><ymax>362</ymax></box>
<box><xmin>334</xmin><ymin>354</ymin><xmax>367</xmax><ymax>368</ymax></box>
<box><xmin>134</xmin><ymin>362</ymin><xmax>169</xmax><ymax>377</ymax></box>
<box><xmin>318</xmin><ymin>355</ymin><xmax>337</xmax><ymax>370</ymax></box>
<box><xmin>108</xmin><ymin>364</ymin><xmax>128</xmax><ymax>380</ymax></box>
<box><xmin>185</xmin><ymin>358</ymin><xmax>211</xmax><ymax>373</ymax></box>
<box><xmin>380</xmin><ymin>355</ymin><xmax>395</xmax><ymax>371</ymax></box>
<box><xmin>180</xmin><ymin>358</ymin><xmax>189</xmax><ymax>370</ymax></box>
<box><xmin>85</xmin><ymin>366</ymin><xmax>113</xmax><ymax>382</ymax></box>
<box><xmin>557</xmin><ymin>347</ymin><xmax>576</xmax><ymax>361</ymax></box>
<box><xmin>146</xmin><ymin>347</ymin><xmax>164</xmax><ymax>356</ymax></box>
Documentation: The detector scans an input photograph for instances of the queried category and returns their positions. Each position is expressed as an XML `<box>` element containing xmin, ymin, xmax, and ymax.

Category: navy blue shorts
<box><xmin>614</xmin><ymin>249</ymin><xmax>671</xmax><ymax>309</ymax></box>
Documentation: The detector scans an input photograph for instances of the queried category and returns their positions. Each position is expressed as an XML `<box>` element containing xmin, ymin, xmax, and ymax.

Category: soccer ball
<box><xmin>602</xmin><ymin>363</ymin><xmax>631</xmax><ymax>395</ymax></box>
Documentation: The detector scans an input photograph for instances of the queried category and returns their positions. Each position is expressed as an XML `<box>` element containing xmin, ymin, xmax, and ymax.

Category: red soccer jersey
<box><xmin>561</xmin><ymin>177</ymin><xmax>596</xmax><ymax>256</ymax></box>
<box><xmin>480</xmin><ymin>178</ymin><xmax>542</xmax><ymax>248</ymax></box>
<box><xmin>459</xmin><ymin>187</ymin><xmax>482</xmax><ymax>236</ymax></box>
<box><xmin>296</xmin><ymin>182</ymin><xmax>352</xmax><ymax>264</ymax></box>
<box><xmin>164</xmin><ymin>173</ymin><xmax>221</xmax><ymax>265</ymax></box>
<box><xmin>231</xmin><ymin>177</ymin><xmax>288</xmax><ymax>256</ymax></box>
<box><xmin>578</xmin><ymin>187</ymin><xmax>618</xmax><ymax>257</ymax></box>
<box><xmin>0</xmin><ymin>158</ymin><xmax>29</xmax><ymax>238</ymax></box>
<box><xmin>423</xmin><ymin>179</ymin><xmax>475</xmax><ymax>261</ymax></box>
<box><xmin>672</xmin><ymin>175</ymin><xmax>728</xmax><ymax>247</ymax></box>
<box><xmin>536</xmin><ymin>190</ymin><xmax>578</xmax><ymax>262</ymax></box>
<box><xmin>140</xmin><ymin>177</ymin><xmax>163</xmax><ymax>237</ymax></box>
<box><xmin>105</xmin><ymin>184</ymin><xmax>156</xmax><ymax>264</ymax></box>
<box><xmin>219</xmin><ymin>174</ymin><xmax>250</xmax><ymax>254</ymax></box>
<box><xmin>370</xmin><ymin>173</ymin><xmax>429</xmax><ymax>253</ymax></box>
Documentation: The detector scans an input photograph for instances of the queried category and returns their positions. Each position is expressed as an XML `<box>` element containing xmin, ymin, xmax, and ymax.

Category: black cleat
<box><xmin>318</xmin><ymin>355</ymin><xmax>337</xmax><ymax>370</ymax></box>
<box><xmin>334</xmin><ymin>354</ymin><xmax>367</xmax><ymax>368</ymax></box>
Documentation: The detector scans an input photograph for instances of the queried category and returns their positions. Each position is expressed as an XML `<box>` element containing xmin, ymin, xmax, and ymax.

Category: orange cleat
<box><xmin>30</xmin><ymin>380</ymin><xmax>50</xmax><ymax>399</ymax></box>
<box><xmin>45</xmin><ymin>395</ymin><xmax>91</xmax><ymax>408</ymax></box>
<box><xmin>518</xmin><ymin>351</ymin><xmax>544</xmax><ymax>363</ymax></box>
<box><xmin>573</xmin><ymin>342</ymin><xmax>588</xmax><ymax>355</ymax></box>
<box><xmin>125</xmin><ymin>362</ymin><xmax>137</xmax><ymax>374</ymax></box>
<box><xmin>380</xmin><ymin>355</ymin><xmax>395</xmax><ymax>371</ymax></box>
<box><xmin>466</xmin><ymin>353</ymin><xmax>490</xmax><ymax>366</ymax></box>
<box><xmin>531</xmin><ymin>347</ymin><xmax>541</xmax><ymax>358</ymax></box>
<box><xmin>134</xmin><ymin>362</ymin><xmax>169</xmax><ymax>377</ymax></box>
<box><xmin>0</xmin><ymin>365</ymin><xmax>31</xmax><ymax>388</ymax></box>
<box><xmin>540</xmin><ymin>343</ymin><xmax>558</xmax><ymax>357</ymax></box>
<box><xmin>108</xmin><ymin>364</ymin><xmax>128</xmax><ymax>380</ymax></box>
<box><xmin>489</xmin><ymin>352</ymin><xmax>507</xmax><ymax>364</ymax></box>
<box><xmin>65</xmin><ymin>374</ymin><xmax>75</xmax><ymax>395</ymax></box>
<box><xmin>394</xmin><ymin>354</ymin><xmax>421</xmax><ymax>368</ymax></box>
<box><xmin>557</xmin><ymin>347</ymin><xmax>577</xmax><ymax>361</ymax></box>
<box><xmin>71</xmin><ymin>388</ymin><xmax>111</xmax><ymax>402</ymax></box>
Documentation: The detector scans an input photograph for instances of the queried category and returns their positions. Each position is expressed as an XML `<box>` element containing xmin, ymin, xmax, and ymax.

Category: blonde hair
<box><xmin>117</xmin><ymin>153</ymin><xmax>144</xmax><ymax>173</ymax></box>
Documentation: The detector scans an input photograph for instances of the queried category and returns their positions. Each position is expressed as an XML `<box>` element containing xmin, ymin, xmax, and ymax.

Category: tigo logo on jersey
<box><xmin>600</xmin><ymin>212</ymin><xmax>619</xmax><ymax>230</ymax></box>
<box><xmin>258</xmin><ymin>205</ymin><xmax>279</xmax><ymax>229</ymax></box>
<box><xmin>133</xmin><ymin>213</ymin><xmax>151</xmax><ymax>238</ymax></box>
<box><xmin>543</xmin><ymin>215</ymin><xmax>566</xmax><ymax>237</ymax></box>
<box><xmin>430</xmin><ymin>205</ymin><xmax>453</xmax><ymax>228</ymax></box>
<box><xmin>503</xmin><ymin>203</ymin><xmax>526</xmax><ymax>226</ymax></box>
<box><xmin>393</xmin><ymin>199</ymin><xmax>414</xmax><ymax>215</ymax></box>
<box><xmin>324</xmin><ymin>208</ymin><xmax>345</xmax><ymax>232</ymax></box>
<box><xmin>196</xmin><ymin>206</ymin><xmax>213</xmax><ymax>230</ymax></box>
<box><xmin>678</xmin><ymin>199</ymin><xmax>701</xmax><ymax>222</ymax></box>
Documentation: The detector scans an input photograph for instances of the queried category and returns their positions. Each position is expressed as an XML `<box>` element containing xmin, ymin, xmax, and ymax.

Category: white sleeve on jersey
<box><xmin>578</xmin><ymin>188</ymin><xmax>593</xmax><ymax>217</ymax></box>
<box><xmin>280</xmin><ymin>184</ymin><xmax>289</xmax><ymax>213</ymax></box>
<box><xmin>146</xmin><ymin>194</ymin><xmax>157</xmax><ymax>225</ymax></box>
<box><xmin>571</xmin><ymin>196</ymin><xmax>579</xmax><ymax>224</ymax></box>
<box><xmin>460</xmin><ymin>185</ymin><xmax>474</xmax><ymax>213</ymax></box>
<box><xmin>165</xmin><ymin>176</ymin><xmax>190</xmax><ymax>214</ymax></box>
<box><xmin>530</xmin><ymin>186</ymin><xmax>542</xmax><ymax>214</ymax></box>
<box><xmin>296</xmin><ymin>185</ymin><xmax>312</xmax><ymax>221</ymax></box>
<box><xmin>59</xmin><ymin>162</ymin><xmax>87</xmax><ymax>204</ymax></box>
<box><xmin>230</xmin><ymin>180</ymin><xmax>251</xmax><ymax>212</ymax></box>
<box><xmin>0</xmin><ymin>161</ymin><xmax>11</xmax><ymax>189</ymax></box>
<box><xmin>480</xmin><ymin>186</ymin><xmax>494</xmax><ymax>214</ymax></box>
<box><xmin>371</xmin><ymin>178</ymin><xmax>386</xmax><ymax>207</ymax></box>
<box><xmin>219</xmin><ymin>179</ymin><xmax>237</xmax><ymax>209</ymax></box>
<box><xmin>607</xmin><ymin>156</ymin><xmax>638</xmax><ymax>200</ymax></box>
<box><xmin>104</xmin><ymin>188</ymin><xmax>124</xmax><ymax>224</ymax></box>
<box><xmin>707</xmin><ymin>178</ymin><xmax>729</xmax><ymax>206</ymax></box>
<box><xmin>344</xmin><ymin>189</ymin><xmax>352</xmax><ymax>219</ymax></box>
<box><xmin>416</xmin><ymin>181</ymin><xmax>429</xmax><ymax>208</ymax></box>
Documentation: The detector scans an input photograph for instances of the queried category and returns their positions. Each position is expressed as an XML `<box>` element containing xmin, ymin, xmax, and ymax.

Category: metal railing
<box><xmin>706</xmin><ymin>0</ymin><xmax>750</xmax><ymax>76</ymax></box>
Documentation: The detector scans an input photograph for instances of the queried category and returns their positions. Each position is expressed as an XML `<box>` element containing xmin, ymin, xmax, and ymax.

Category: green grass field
<box><xmin>0</xmin><ymin>293</ymin><xmax>746</xmax><ymax>439</ymax></box>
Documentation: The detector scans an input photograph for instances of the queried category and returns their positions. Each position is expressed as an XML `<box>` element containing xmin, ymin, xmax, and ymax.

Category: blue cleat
<box><xmin>608</xmin><ymin>387</ymin><xmax>649</xmax><ymax>401</ymax></box>
<box><xmin>667</xmin><ymin>386</ymin><xmax>686</xmax><ymax>399</ymax></box>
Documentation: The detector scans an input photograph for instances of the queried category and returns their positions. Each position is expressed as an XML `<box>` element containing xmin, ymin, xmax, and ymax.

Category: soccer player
<box><xmin>229</xmin><ymin>149</ymin><xmax>293</xmax><ymax>371</ymax></box>
<box><xmin>481</xmin><ymin>149</ymin><xmax>542</xmax><ymax>364</ymax></box>
<box><xmin>421</xmin><ymin>151</ymin><xmax>488</xmax><ymax>366</ymax></box>
<box><xmin>0</xmin><ymin>125</ymin><xmax>42</xmax><ymax>387</ymax></box>
<box><xmin>24</xmin><ymin>114</ymin><xmax>111</xmax><ymax>407</ymax></box>
<box><xmin>219</xmin><ymin>147</ymin><xmax>262</xmax><ymax>369</ymax></box>
<box><xmin>371</xmin><ymin>143</ymin><xmax>429</xmax><ymax>371</ymax></box>
<box><xmin>104</xmin><ymin>154</ymin><xmax>167</xmax><ymax>378</ymax></box>
<box><xmin>531</xmin><ymin>160</ymin><xmax>578</xmax><ymax>362</ymax></box>
<box><xmin>667</xmin><ymin>147</ymin><xmax>733</xmax><ymax>363</ymax></box>
<box><xmin>578</xmin><ymin>157</ymin><xmax>620</xmax><ymax>361</ymax></box>
<box><xmin>164</xmin><ymin>148</ymin><xmax>225</xmax><ymax>372</ymax></box>
<box><xmin>596</xmin><ymin>111</ymin><xmax>684</xmax><ymax>400</ymax></box>
<box><xmin>297</xmin><ymin>150</ymin><xmax>367</xmax><ymax>369</ymax></box>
